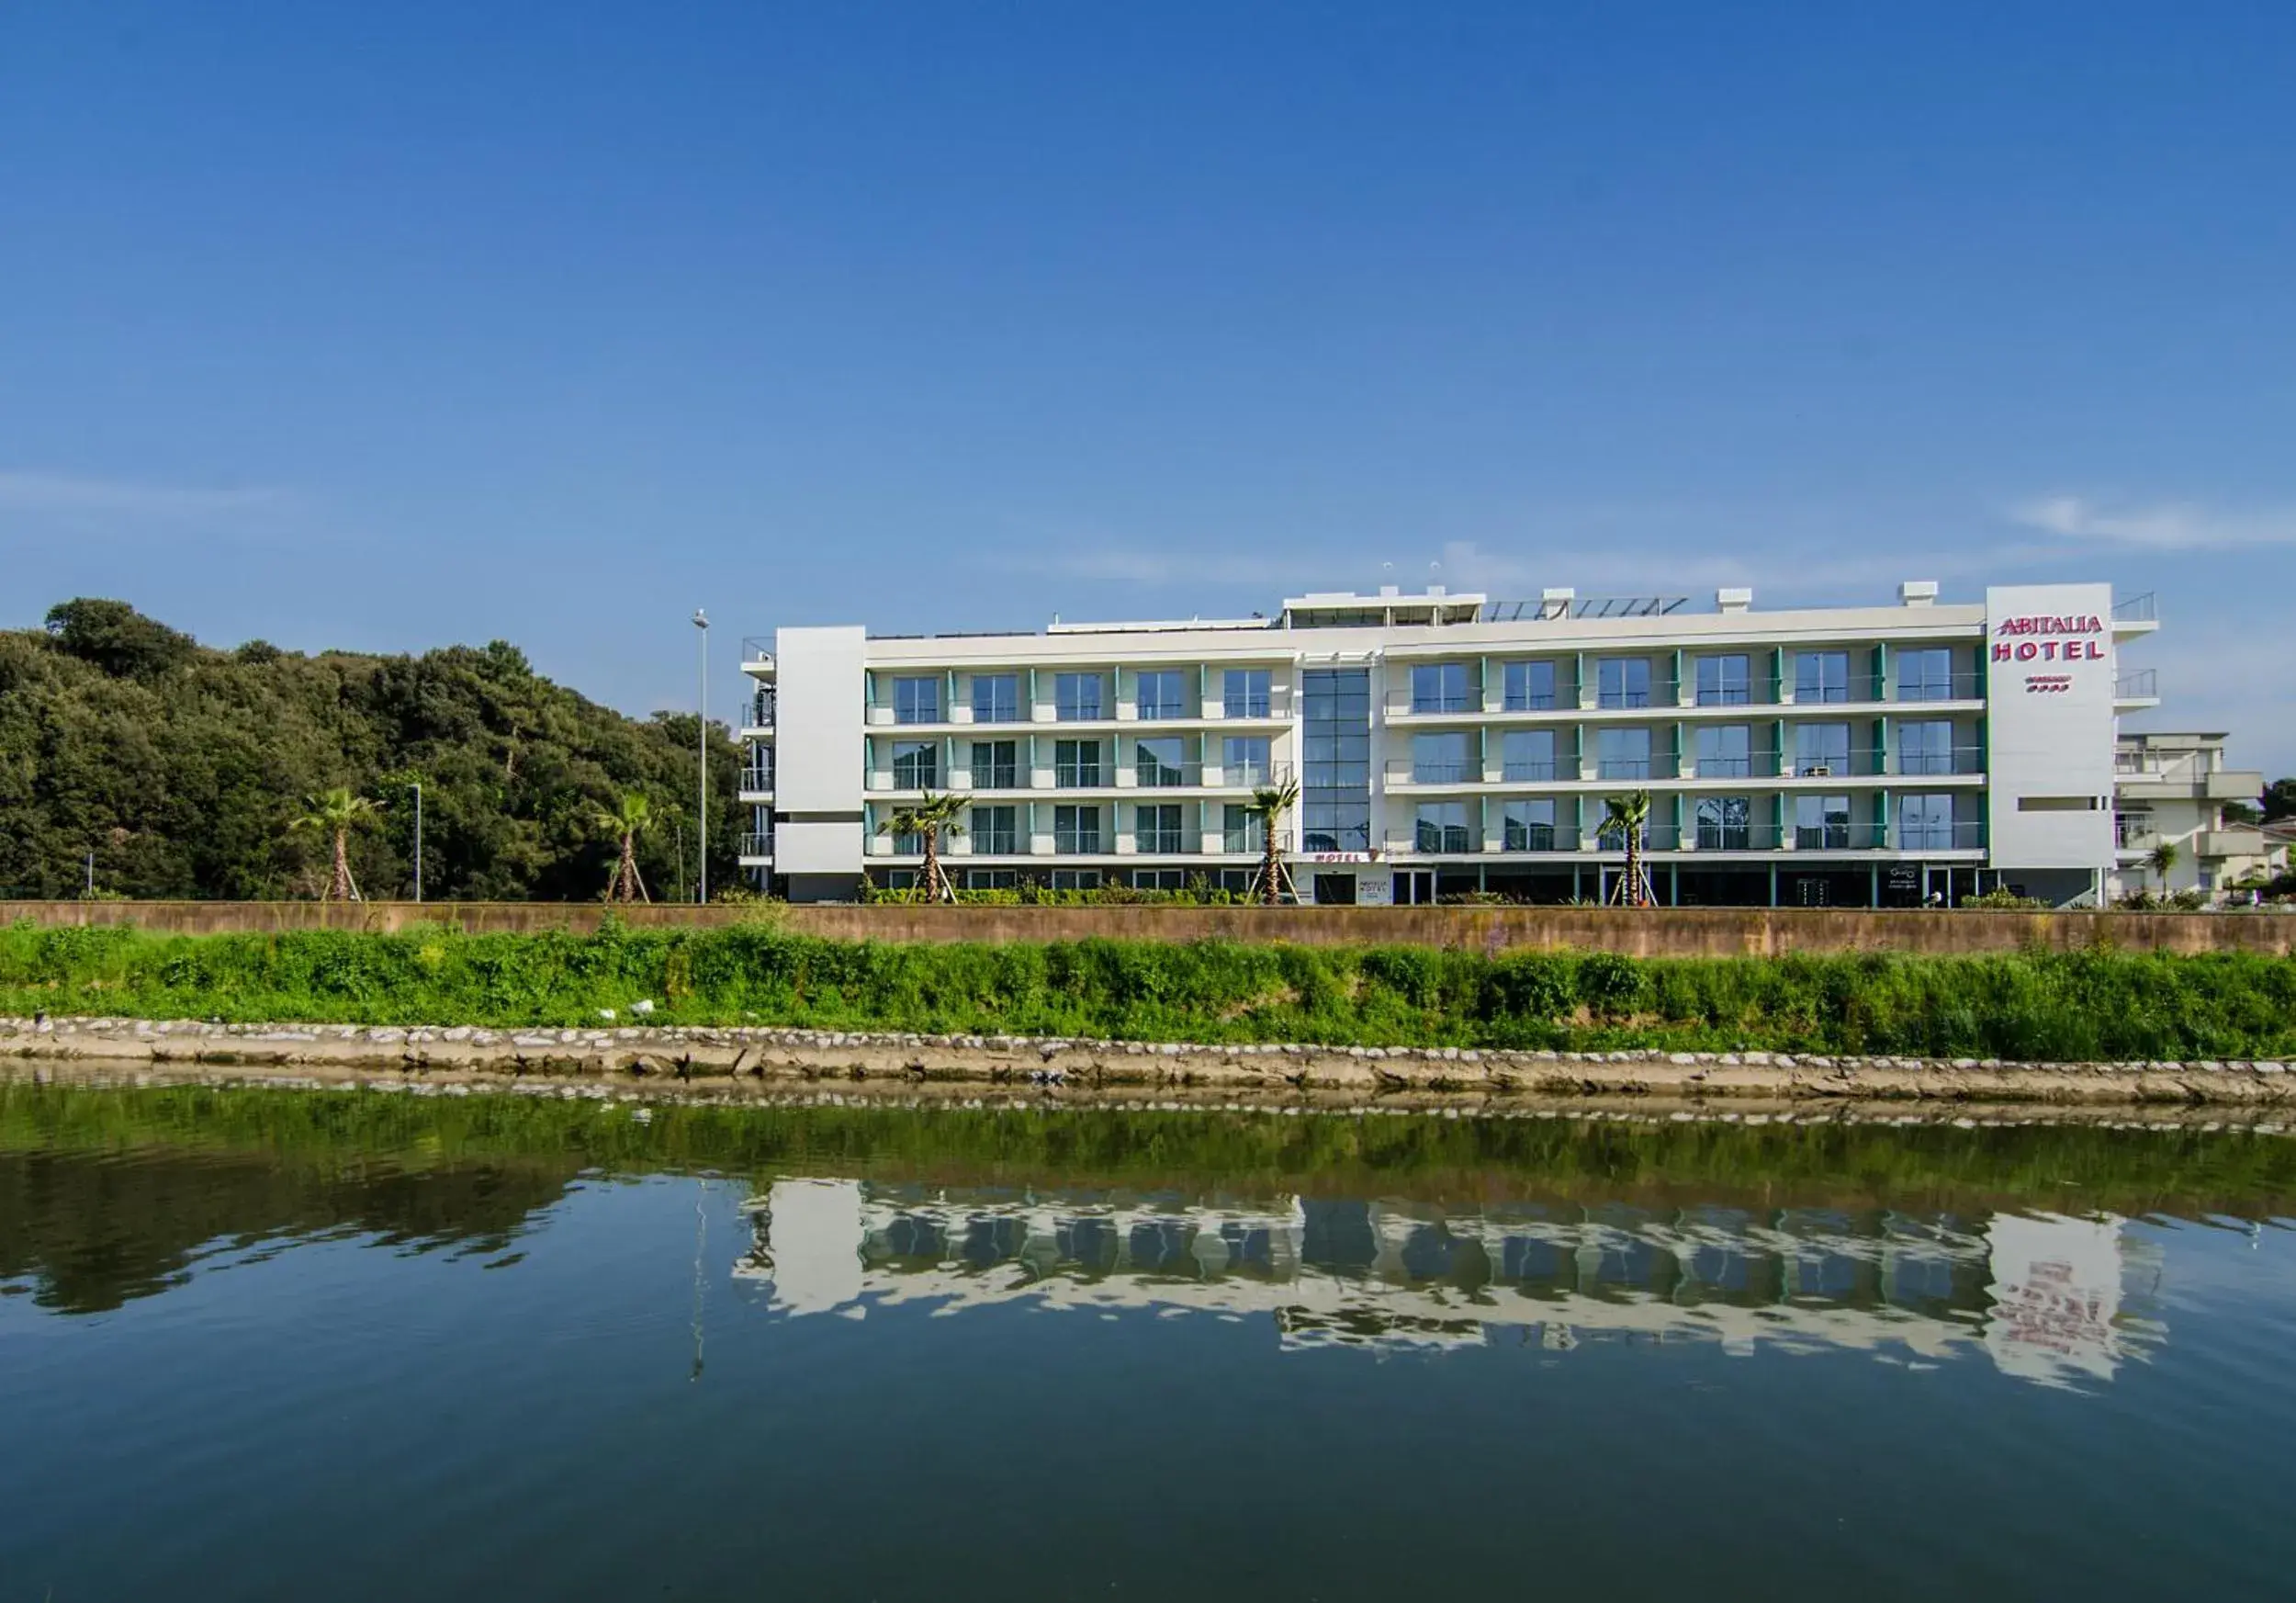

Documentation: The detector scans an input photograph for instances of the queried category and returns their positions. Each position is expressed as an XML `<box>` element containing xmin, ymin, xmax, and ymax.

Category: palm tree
<box><xmin>592</xmin><ymin>791</ymin><xmax>657</xmax><ymax>903</ymax></box>
<box><xmin>1602</xmin><ymin>790</ymin><xmax>1652</xmax><ymax>908</ymax></box>
<box><xmin>879</xmin><ymin>791</ymin><xmax>966</xmax><ymax>901</ymax></box>
<box><xmin>2146</xmin><ymin>839</ymin><xmax>2178</xmax><ymax>898</ymax></box>
<box><xmin>1246</xmin><ymin>776</ymin><xmax>1300</xmax><ymax>905</ymax></box>
<box><xmin>291</xmin><ymin>787</ymin><xmax>378</xmax><ymax>902</ymax></box>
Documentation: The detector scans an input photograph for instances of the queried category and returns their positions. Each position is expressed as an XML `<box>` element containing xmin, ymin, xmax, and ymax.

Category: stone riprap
<box><xmin>3</xmin><ymin>1014</ymin><xmax>2289</xmax><ymax>1107</ymax></box>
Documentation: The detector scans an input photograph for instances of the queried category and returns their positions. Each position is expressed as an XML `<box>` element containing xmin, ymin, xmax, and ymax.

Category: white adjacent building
<box><xmin>2110</xmin><ymin>731</ymin><xmax>2278</xmax><ymax>899</ymax></box>
<box><xmin>737</xmin><ymin>580</ymin><xmax>2162</xmax><ymax>907</ymax></box>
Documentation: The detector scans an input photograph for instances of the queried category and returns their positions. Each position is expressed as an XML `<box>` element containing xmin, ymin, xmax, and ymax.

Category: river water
<box><xmin>4</xmin><ymin>1078</ymin><xmax>2294</xmax><ymax>1600</ymax></box>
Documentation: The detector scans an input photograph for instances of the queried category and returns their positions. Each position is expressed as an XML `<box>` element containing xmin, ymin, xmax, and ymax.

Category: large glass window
<box><xmin>1696</xmin><ymin>724</ymin><xmax>1753</xmax><ymax>778</ymax></box>
<box><xmin>1795</xmin><ymin>794</ymin><xmax>1851</xmax><ymax>851</ymax></box>
<box><xmin>1597</xmin><ymin>726</ymin><xmax>1652</xmax><ymax>780</ymax></box>
<box><xmin>971</xmin><ymin>805</ymin><xmax>1019</xmax><ymax>855</ymax></box>
<box><xmin>1896</xmin><ymin>649</ymin><xmax>1954</xmax><ymax>703</ymax></box>
<box><xmin>1223</xmin><ymin>668</ymin><xmax>1271</xmax><ymax>718</ymax></box>
<box><xmin>1502</xmin><ymin>728</ymin><xmax>1559</xmax><ymax>781</ymax></box>
<box><xmin>1502</xmin><ymin>798</ymin><xmax>1557</xmax><ymax>852</ymax></box>
<box><xmin>964</xmin><ymin>868</ymin><xmax>1019</xmax><ymax>890</ymax></box>
<box><xmin>970</xmin><ymin>739</ymin><xmax>1018</xmax><ymax>790</ymax></box>
<box><xmin>1696</xmin><ymin>654</ymin><xmax>1751</xmax><ymax>706</ymax></box>
<box><xmin>1795</xmin><ymin>651</ymin><xmax>1850</xmax><ymax>705</ymax></box>
<box><xmin>1134</xmin><ymin>737</ymin><xmax>1187</xmax><ymax>787</ymax></box>
<box><xmin>1049</xmin><ymin>868</ymin><xmax>1102</xmax><ymax>891</ymax></box>
<box><xmin>1301</xmin><ymin>668</ymin><xmax>1372</xmax><ymax>853</ymax></box>
<box><xmin>1053</xmin><ymin>805</ymin><xmax>1101</xmax><ymax>853</ymax></box>
<box><xmin>971</xmin><ymin>673</ymin><xmax>1019</xmax><ymax>724</ymax></box>
<box><xmin>1503</xmin><ymin>660</ymin><xmax>1557</xmax><ymax>711</ymax></box>
<box><xmin>892</xmin><ymin>739</ymin><xmax>938</xmax><ymax>789</ymax></box>
<box><xmin>892</xmin><ymin>675</ymin><xmax>941</xmax><ymax>725</ymax></box>
<box><xmin>1896</xmin><ymin>720</ymin><xmax>1955</xmax><ymax>776</ymax></box>
<box><xmin>1131</xmin><ymin>867</ymin><xmax>1186</xmax><ymax>891</ymax></box>
<box><xmin>1412</xmin><ymin>731</ymin><xmax>1472</xmax><ymax>784</ymax></box>
<box><xmin>1899</xmin><ymin>793</ymin><xmax>1956</xmax><ymax>850</ymax></box>
<box><xmin>1135</xmin><ymin>670</ymin><xmax>1187</xmax><ymax>720</ymax></box>
<box><xmin>1411</xmin><ymin>661</ymin><xmax>1470</xmax><ymax>714</ymax></box>
<box><xmin>1597</xmin><ymin>658</ymin><xmax>1651</xmax><ymax>709</ymax></box>
<box><xmin>1222</xmin><ymin>735</ymin><xmax>1271</xmax><ymax>786</ymax></box>
<box><xmin>1695</xmin><ymin>796</ymin><xmax>1752</xmax><ymax>850</ymax></box>
<box><xmin>1055</xmin><ymin>672</ymin><xmax>1104</xmax><ymax>722</ymax></box>
<box><xmin>1133</xmin><ymin>804</ymin><xmax>1186</xmax><ymax>854</ymax></box>
<box><xmin>1414</xmin><ymin>801</ymin><xmax>1474</xmax><ymax>853</ymax></box>
<box><xmin>1222</xmin><ymin>803</ymin><xmax>1263</xmax><ymax>854</ymax></box>
<box><xmin>1053</xmin><ymin>739</ymin><xmax>1101</xmax><ymax>787</ymax></box>
<box><xmin>1794</xmin><ymin>722</ymin><xmax>1851</xmax><ymax>777</ymax></box>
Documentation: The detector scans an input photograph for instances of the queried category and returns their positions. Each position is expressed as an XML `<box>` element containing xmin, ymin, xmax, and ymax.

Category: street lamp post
<box><xmin>411</xmin><ymin>781</ymin><xmax>423</xmax><ymax>904</ymax></box>
<box><xmin>692</xmin><ymin>609</ymin><xmax>709</xmax><ymax>904</ymax></box>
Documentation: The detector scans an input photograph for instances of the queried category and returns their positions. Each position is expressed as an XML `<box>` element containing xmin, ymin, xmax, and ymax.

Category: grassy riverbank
<box><xmin>6</xmin><ymin>919</ymin><xmax>2296</xmax><ymax>1061</ymax></box>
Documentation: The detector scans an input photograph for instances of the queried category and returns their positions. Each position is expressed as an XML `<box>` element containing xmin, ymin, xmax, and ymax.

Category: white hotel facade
<box><xmin>736</xmin><ymin>580</ymin><xmax>2161</xmax><ymax>908</ymax></box>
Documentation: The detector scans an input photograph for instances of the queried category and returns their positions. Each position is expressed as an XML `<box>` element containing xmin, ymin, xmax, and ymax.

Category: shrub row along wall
<box><xmin>5</xmin><ymin>900</ymin><xmax>2293</xmax><ymax>955</ymax></box>
<box><xmin>6</xmin><ymin>921</ymin><xmax>2295</xmax><ymax>1062</ymax></box>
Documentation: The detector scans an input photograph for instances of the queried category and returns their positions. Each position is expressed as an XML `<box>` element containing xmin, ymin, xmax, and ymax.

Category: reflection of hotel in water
<box><xmin>737</xmin><ymin>1180</ymin><xmax>2165</xmax><ymax>1388</ymax></box>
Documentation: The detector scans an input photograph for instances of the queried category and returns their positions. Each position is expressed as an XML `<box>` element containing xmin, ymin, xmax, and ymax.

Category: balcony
<box><xmin>1691</xmin><ymin>823</ymin><xmax>1786</xmax><ymax>852</ymax></box>
<box><xmin>1496</xmin><ymin>824</ymin><xmax>1582</xmax><ymax>853</ymax></box>
<box><xmin>742</xmin><ymin>692</ymin><xmax>777</xmax><ymax>731</ymax></box>
<box><xmin>1895</xmin><ymin>820</ymin><xmax>1987</xmax><ymax>852</ymax></box>
<box><xmin>1388</xmin><ymin>758</ymin><xmax>1480</xmax><ymax>786</ymax></box>
<box><xmin>1052</xmin><ymin>766</ymin><xmax>1109</xmax><ymax>790</ymax></box>
<box><xmin>1133</xmin><ymin>761</ymin><xmax>1203</xmax><ymax>789</ymax></box>
<box><xmin>1593</xmin><ymin>823</ymin><xmax>1685</xmax><ymax>852</ymax></box>
<box><xmin>2114</xmin><ymin>669</ymin><xmax>2160</xmax><ymax>706</ymax></box>
<box><xmin>738</xmin><ymin>762</ymin><xmax>775</xmax><ymax>796</ymax></box>
<box><xmin>739</xmin><ymin>637</ymin><xmax>776</xmax><ymax>670</ymax></box>
<box><xmin>1501</xmin><ymin>758</ymin><xmax>1570</xmax><ymax>782</ymax></box>
<box><xmin>1594</xmin><ymin>756</ymin><xmax>1679</xmax><ymax>782</ymax></box>
<box><xmin>2198</xmin><ymin>828</ymin><xmax>2268</xmax><ymax>860</ymax></box>
<box><xmin>2112</xmin><ymin>593</ymin><xmax>2157</xmax><ymax>624</ymax></box>
<box><xmin>1893</xmin><ymin>672</ymin><xmax>1986</xmax><ymax>704</ymax></box>
<box><xmin>1132</xmin><ymin>830</ymin><xmax>1192</xmax><ymax>854</ymax></box>
<box><xmin>737</xmin><ymin>831</ymin><xmax>775</xmax><ymax>860</ymax></box>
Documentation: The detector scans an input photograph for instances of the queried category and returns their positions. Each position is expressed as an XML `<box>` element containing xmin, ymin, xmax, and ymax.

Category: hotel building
<box><xmin>737</xmin><ymin>580</ymin><xmax>2161</xmax><ymax>908</ymax></box>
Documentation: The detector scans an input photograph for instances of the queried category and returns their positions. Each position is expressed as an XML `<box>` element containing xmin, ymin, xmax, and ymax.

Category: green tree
<box><xmin>2259</xmin><ymin>779</ymin><xmax>2296</xmax><ymax>824</ymax></box>
<box><xmin>291</xmin><ymin>788</ymin><xmax>378</xmax><ymax>902</ymax></box>
<box><xmin>878</xmin><ymin>792</ymin><xmax>966</xmax><ymax>902</ymax></box>
<box><xmin>2146</xmin><ymin>839</ymin><xmax>2178</xmax><ymax>897</ymax></box>
<box><xmin>592</xmin><ymin>792</ymin><xmax>657</xmax><ymax>903</ymax></box>
<box><xmin>1602</xmin><ymin>791</ymin><xmax>1653</xmax><ymax>908</ymax></box>
<box><xmin>1247</xmin><ymin>776</ymin><xmax>1300</xmax><ymax>905</ymax></box>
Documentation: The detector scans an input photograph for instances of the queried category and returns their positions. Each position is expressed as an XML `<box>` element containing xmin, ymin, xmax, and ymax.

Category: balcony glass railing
<box><xmin>745</xmin><ymin>694</ymin><xmax>777</xmax><ymax>728</ymax></box>
<box><xmin>1897</xmin><ymin>820</ymin><xmax>1987</xmax><ymax>851</ymax></box>
<box><xmin>2112</xmin><ymin>593</ymin><xmax>2156</xmax><ymax>623</ymax></box>
<box><xmin>1133</xmin><ymin>830</ymin><xmax>1190</xmax><ymax>854</ymax></box>
<box><xmin>1053</xmin><ymin>767</ymin><xmax>1107</xmax><ymax>788</ymax></box>
<box><xmin>739</xmin><ymin>764</ymin><xmax>774</xmax><ymax>792</ymax></box>
<box><xmin>1595</xmin><ymin>757</ymin><xmax>1678</xmax><ymax>781</ymax></box>
<box><xmin>1894</xmin><ymin>672</ymin><xmax>1986</xmax><ymax>703</ymax></box>
<box><xmin>1134</xmin><ymin>762</ymin><xmax>1202</xmax><ymax>788</ymax></box>
<box><xmin>2115</xmin><ymin>669</ymin><xmax>2159</xmax><ymax>699</ymax></box>
<box><xmin>737</xmin><ymin>831</ymin><xmax>775</xmax><ymax>858</ymax></box>
<box><xmin>1498</xmin><ymin>824</ymin><xmax>1581</xmax><ymax>853</ymax></box>
<box><xmin>1502</xmin><ymin>759</ymin><xmax>1569</xmax><ymax>782</ymax></box>
<box><xmin>1409</xmin><ymin>761</ymin><xmax>1479</xmax><ymax>785</ymax></box>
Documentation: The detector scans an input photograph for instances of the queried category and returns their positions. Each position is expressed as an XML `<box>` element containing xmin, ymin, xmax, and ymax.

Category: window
<box><xmin>1795</xmin><ymin>651</ymin><xmax>1849</xmax><ymax>705</ymax></box>
<box><xmin>1135</xmin><ymin>670</ymin><xmax>1187</xmax><ymax>720</ymax></box>
<box><xmin>1597</xmin><ymin>726</ymin><xmax>1652</xmax><ymax>781</ymax></box>
<box><xmin>1055</xmin><ymin>672</ymin><xmax>1104</xmax><ymax>722</ymax></box>
<box><xmin>971</xmin><ymin>806</ymin><xmax>1019</xmax><ymax>855</ymax></box>
<box><xmin>1899</xmin><ymin>794</ymin><xmax>1955</xmax><ymax>850</ymax></box>
<box><xmin>1411</xmin><ymin>662</ymin><xmax>1470</xmax><ymax>714</ymax></box>
<box><xmin>1598</xmin><ymin>658</ymin><xmax>1651</xmax><ymax>709</ymax></box>
<box><xmin>1695</xmin><ymin>796</ymin><xmax>1752</xmax><ymax>851</ymax></box>
<box><xmin>1301</xmin><ymin>668</ymin><xmax>1372</xmax><ymax>853</ymax></box>
<box><xmin>1503</xmin><ymin>660</ymin><xmax>1556</xmax><ymax>711</ymax></box>
<box><xmin>892</xmin><ymin>739</ymin><xmax>938</xmax><ymax>789</ymax></box>
<box><xmin>1134</xmin><ymin>737</ymin><xmax>1187</xmax><ymax>787</ymax></box>
<box><xmin>885</xmin><ymin>868</ymin><xmax>919</xmax><ymax>890</ymax></box>
<box><xmin>1696</xmin><ymin>654</ymin><xmax>1751</xmax><ymax>706</ymax></box>
<box><xmin>1222</xmin><ymin>803</ymin><xmax>1264</xmax><ymax>854</ymax></box>
<box><xmin>965</xmin><ymin>869</ymin><xmax>1019</xmax><ymax>890</ymax></box>
<box><xmin>1502</xmin><ymin>728</ymin><xmax>1559</xmax><ymax>781</ymax></box>
<box><xmin>1222</xmin><ymin>735</ymin><xmax>1271</xmax><ymax>786</ymax></box>
<box><xmin>970</xmin><ymin>739</ymin><xmax>1018</xmax><ymax>790</ymax></box>
<box><xmin>1412</xmin><ymin>731</ymin><xmax>1472</xmax><ymax>784</ymax></box>
<box><xmin>1133</xmin><ymin>805</ymin><xmax>1186</xmax><ymax>854</ymax></box>
<box><xmin>1053</xmin><ymin>739</ymin><xmax>1102</xmax><ymax>787</ymax></box>
<box><xmin>1794</xmin><ymin>722</ymin><xmax>1851</xmax><ymax>777</ymax></box>
<box><xmin>1223</xmin><ymin>668</ymin><xmax>1271</xmax><ymax>718</ymax></box>
<box><xmin>1897</xmin><ymin>720</ymin><xmax>1954</xmax><ymax>776</ymax></box>
<box><xmin>1131</xmin><ymin>868</ymin><xmax>1185</xmax><ymax>891</ymax></box>
<box><xmin>1795</xmin><ymin>794</ymin><xmax>1851</xmax><ymax>851</ymax></box>
<box><xmin>892</xmin><ymin>675</ymin><xmax>941</xmax><ymax>725</ymax></box>
<box><xmin>971</xmin><ymin>673</ymin><xmax>1019</xmax><ymax>724</ymax></box>
<box><xmin>1896</xmin><ymin>649</ymin><xmax>1953</xmax><ymax>704</ymax></box>
<box><xmin>1050</xmin><ymin>868</ymin><xmax>1102</xmax><ymax>891</ymax></box>
<box><xmin>1696</xmin><ymin>724</ymin><xmax>1753</xmax><ymax>779</ymax></box>
<box><xmin>2116</xmin><ymin>808</ymin><xmax>2154</xmax><ymax>849</ymax></box>
<box><xmin>1053</xmin><ymin>805</ymin><xmax>1101</xmax><ymax>854</ymax></box>
<box><xmin>1414</xmin><ymin>802</ymin><xmax>1474</xmax><ymax>853</ymax></box>
<box><xmin>1502</xmin><ymin>798</ymin><xmax>1557</xmax><ymax>852</ymax></box>
<box><xmin>1217</xmin><ymin>868</ymin><xmax>1256</xmax><ymax>894</ymax></box>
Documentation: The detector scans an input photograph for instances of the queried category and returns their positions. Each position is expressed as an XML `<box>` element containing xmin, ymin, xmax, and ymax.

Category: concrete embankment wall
<box><xmin>6</xmin><ymin>1014</ymin><xmax>2292</xmax><ymax>1108</ymax></box>
<box><xmin>5</xmin><ymin>899</ymin><xmax>2293</xmax><ymax>956</ymax></box>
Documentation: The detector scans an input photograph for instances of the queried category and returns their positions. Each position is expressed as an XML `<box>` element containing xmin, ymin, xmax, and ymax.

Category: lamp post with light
<box><xmin>692</xmin><ymin>609</ymin><xmax>709</xmax><ymax>904</ymax></box>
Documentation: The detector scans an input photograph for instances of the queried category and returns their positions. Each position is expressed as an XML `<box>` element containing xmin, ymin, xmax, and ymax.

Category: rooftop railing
<box><xmin>2112</xmin><ymin>593</ymin><xmax>2156</xmax><ymax>623</ymax></box>
<box><xmin>2115</xmin><ymin>669</ymin><xmax>2159</xmax><ymax>699</ymax></box>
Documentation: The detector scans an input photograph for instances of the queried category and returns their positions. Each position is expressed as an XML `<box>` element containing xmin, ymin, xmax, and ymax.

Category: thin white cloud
<box><xmin>0</xmin><ymin>469</ymin><xmax>294</xmax><ymax>518</ymax></box>
<box><xmin>2011</xmin><ymin>495</ymin><xmax>2296</xmax><ymax>551</ymax></box>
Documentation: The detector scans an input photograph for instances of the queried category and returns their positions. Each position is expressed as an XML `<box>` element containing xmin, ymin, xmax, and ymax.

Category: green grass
<box><xmin>7</xmin><ymin>917</ymin><xmax>2296</xmax><ymax>1061</ymax></box>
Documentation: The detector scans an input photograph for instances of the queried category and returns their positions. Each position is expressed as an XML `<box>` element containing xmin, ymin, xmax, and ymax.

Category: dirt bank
<box><xmin>6</xmin><ymin>1014</ymin><xmax>2290</xmax><ymax>1108</ymax></box>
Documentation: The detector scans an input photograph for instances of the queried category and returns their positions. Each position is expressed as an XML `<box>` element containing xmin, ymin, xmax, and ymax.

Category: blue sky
<box><xmin>3</xmin><ymin>3</ymin><xmax>2291</xmax><ymax>773</ymax></box>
